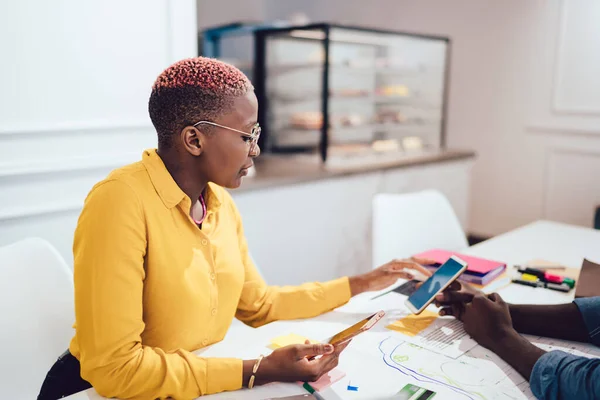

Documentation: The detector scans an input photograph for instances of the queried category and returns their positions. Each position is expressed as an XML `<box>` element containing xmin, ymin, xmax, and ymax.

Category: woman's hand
<box><xmin>247</xmin><ymin>341</ymin><xmax>350</xmax><ymax>386</ymax></box>
<box><xmin>348</xmin><ymin>258</ymin><xmax>433</xmax><ymax>296</ymax></box>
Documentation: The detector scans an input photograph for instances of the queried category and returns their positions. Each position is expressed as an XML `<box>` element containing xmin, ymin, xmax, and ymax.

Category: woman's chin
<box><xmin>224</xmin><ymin>176</ymin><xmax>244</xmax><ymax>189</ymax></box>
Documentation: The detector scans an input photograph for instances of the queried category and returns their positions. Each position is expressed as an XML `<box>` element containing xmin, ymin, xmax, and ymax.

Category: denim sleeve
<box><xmin>530</xmin><ymin>350</ymin><xmax>600</xmax><ymax>399</ymax></box>
<box><xmin>574</xmin><ymin>297</ymin><xmax>600</xmax><ymax>346</ymax></box>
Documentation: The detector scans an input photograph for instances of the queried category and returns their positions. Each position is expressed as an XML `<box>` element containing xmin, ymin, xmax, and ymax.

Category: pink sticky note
<box><xmin>299</xmin><ymin>368</ymin><xmax>346</xmax><ymax>392</ymax></box>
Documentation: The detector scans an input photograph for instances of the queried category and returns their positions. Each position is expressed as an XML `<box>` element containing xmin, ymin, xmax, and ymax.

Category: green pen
<box><xmin>303</xmin><ymin>382</ymin><xmax>326</xmax><ymax>400</ymax></box>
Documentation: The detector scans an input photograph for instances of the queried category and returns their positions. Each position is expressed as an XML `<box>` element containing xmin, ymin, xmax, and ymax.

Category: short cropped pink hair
<box><xmin>149</xmin><ymin>57</ymin><xmax>253</xmax><ymax>149</ymax></box>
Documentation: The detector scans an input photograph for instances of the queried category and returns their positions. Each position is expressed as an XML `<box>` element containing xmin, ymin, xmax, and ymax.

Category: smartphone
<box><xmin>404</xmin><ymin>255</ymin><xmax>468</xmax><ymax>315</ymax></box>
<box><xmin>326</xmin><ymin>310</ymin><xmax>385</xmax><ymax>346</ymax></box>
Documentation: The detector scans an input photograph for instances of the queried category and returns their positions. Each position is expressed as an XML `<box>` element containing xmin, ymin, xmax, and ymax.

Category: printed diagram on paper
<box><xmin>337</xmin><ymin>293</ymin><xmax>600</xmax><ymax>400</ymax></box>
<box><xmin>387</xmin><ymin>311</ymin><xmax>479</xmax><ymax>359</ymax></box>
<box><xmin>358</xmin><ymin>330</ymin><xmax>600</xmax><ymax>400</ymax></box>
<box><xmin>324</xmin><ymin>290</ymin><xmax>600</xmax><ymax>399</ymax></box>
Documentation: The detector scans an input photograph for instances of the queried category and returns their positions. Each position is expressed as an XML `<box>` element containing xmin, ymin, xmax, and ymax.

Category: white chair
<box><xmin>372</xmin><ymin>190</ymin><xmax>468</xmax><ymax>268</ymax></box>
<box><xmin>0</xmin><ymin>238</ymin><xmax>74</xmax><ymax>399</ymax></box>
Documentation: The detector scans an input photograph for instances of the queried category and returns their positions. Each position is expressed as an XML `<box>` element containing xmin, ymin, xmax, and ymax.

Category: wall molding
<box><xmin>527</xmin><ymin>122</ymin><xmax>600</xmax><ymax>137</ymax></box>
<box><xmin>0</xmin><ymin>152</ymin><xmax>141</xmax><ymax>178</ymax></box>
<box><xmin>0</xmin><ymin>121</ymin><xmax>152</xmax><ymax>137</ymax></box>
<box><xmin>0</xmin><ymin>202</ymin><xmax>82</xmax><ymax>222</ymax></box>
<box><xmin>543</xmin><ymin>147</ymin><xmax>600</xmax><ymax>220</ymax></box>
<box><xmin>551</xmin><ymin>0</ymin><xmax>600</xmax><ymax>116</ymax></box>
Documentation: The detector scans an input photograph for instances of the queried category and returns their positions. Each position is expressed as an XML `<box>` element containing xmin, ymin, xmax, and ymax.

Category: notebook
<box><xmin>413</xmin><ymin>249</ymin><xmax>506</xmax><ymax>285</ymax></box>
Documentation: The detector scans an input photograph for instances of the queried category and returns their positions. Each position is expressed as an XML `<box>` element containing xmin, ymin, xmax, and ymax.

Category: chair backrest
<box><xmin>372</xmin><ymin>190</ymin><xmax>468</xmax><ymax>268</ymax></box>
<box><xmin>0</xmin><ymin>238</ymin><xmax>74</xmax><ymax>398</ymax></box>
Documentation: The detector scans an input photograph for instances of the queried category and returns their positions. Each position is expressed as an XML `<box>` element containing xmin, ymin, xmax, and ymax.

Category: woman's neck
<box><xmin>158</xmin><ymin>149</ymin><xmax>207</xmax><ymax>204</ymax></box>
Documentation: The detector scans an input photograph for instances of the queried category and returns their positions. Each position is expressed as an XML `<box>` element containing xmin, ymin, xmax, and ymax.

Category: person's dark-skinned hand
<box><xmin>247</xmin><ymin>340</ymin><xmax>351</xmax><ymax>386</ymax></box>
<box><xmin>441</xmin><ymin>292</ymin><xmax>518</xmax><ymax>352</ymax></box>
<box><xmin>436</xmin><ymin>291</ymin><xmax>548</xmax><ymax>380</ymax></box>
<box><xmin>348</xmin><ymin>257</ymin><xmax>434</xmax><ymax>295</ymax></box>
<box><xmin>433</xmin><ymin>280</ymin><xmax>481</xmax><ymax>319</ymax></box>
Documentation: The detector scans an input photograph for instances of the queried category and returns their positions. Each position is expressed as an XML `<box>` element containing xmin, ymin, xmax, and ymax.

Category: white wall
<box><xmin>253</xmin><ymin>0</ymin><xmax>600</xmax><ymax>237</ymax></box>
<box><xmin>0</xmin><ymin>0</ymin><xmax>197</xmax><ymax>263</ymax></box>
<box><xmin>197</xmin><ymin>0</ymin><xmax>265</xmax><ymax>29</ymax></box>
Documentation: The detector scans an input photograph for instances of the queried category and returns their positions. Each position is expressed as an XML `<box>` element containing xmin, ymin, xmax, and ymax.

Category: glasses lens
<box><xmin>252</xmin><ymin>124</ymin><xmax>261</xmax><ymax>137</ymax></box>
<box><xmin>250</xmin><ymin>124</ymin><xmax>261</xmax><ymax>153</ymax></box>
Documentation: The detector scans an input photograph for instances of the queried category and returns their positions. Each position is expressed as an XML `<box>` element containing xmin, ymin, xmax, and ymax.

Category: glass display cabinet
<box><xmin>253</xmin><ymin>23</ymin><xmax>450</xmax><ymax>163</ymax></box>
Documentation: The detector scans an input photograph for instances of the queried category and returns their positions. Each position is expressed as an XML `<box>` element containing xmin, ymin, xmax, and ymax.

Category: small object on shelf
<box><xmin>290</xmin><ymin>112</ymin><xmax>323</xmax><ymax>130</ymax></box>
<box><xmin>375</xmin><ymin>84</ymin><xmax>410</xmax><ymax>97</ymax></box>
<box><xmin>337</xmin><ymin>114</ymin><xmax>364</xmax><ymax>127</ymax></box>
<box><xmin>372</xmin><ymin>139</ymin><xmax>400</xmax><ymax>153</ymax></box>
<box><xmin>332</xmin><ymin>88</ymin><xmax>371</xmax><ymax>98</ymax></box>
<box><xmin>403</xmin><ymin>136</ymin><xmax>424</xmax><ymax>151</ymax></box>
<box><xmin>375</xmin><ymin>110</ymin><xmax>407</xmax><ymax>124</ymax></box>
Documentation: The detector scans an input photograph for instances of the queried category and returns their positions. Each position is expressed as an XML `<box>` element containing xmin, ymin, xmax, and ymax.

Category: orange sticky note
<box><xmin>386</xmin><ymin>310</ymin><xmax>438</xmax><ymax>337</ymax></box>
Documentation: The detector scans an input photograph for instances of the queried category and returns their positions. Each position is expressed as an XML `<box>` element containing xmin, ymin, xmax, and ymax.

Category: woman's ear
<box><xmin>180</xmin><ymin>126</ymin><xmax>203</xmax><ymax>156</ymax></box>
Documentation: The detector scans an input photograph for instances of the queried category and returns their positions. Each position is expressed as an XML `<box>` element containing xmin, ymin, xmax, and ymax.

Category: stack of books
<box><xmin>413</xmin><ymin>249</ymin><xmax>506</xmax><ymax>286</ymax></box>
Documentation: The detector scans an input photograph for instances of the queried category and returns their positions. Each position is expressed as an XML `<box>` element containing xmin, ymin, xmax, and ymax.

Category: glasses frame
<box><xmin>193</xmin><ymin>120</ymin><xmax>261</xmax><ymax>153</ymax></box>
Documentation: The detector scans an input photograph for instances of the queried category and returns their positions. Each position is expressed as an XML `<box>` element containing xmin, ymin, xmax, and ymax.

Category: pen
<box><xmin>303</xmin><ymin>382</ymin><xmax>326</xmax><ymax>400</ymax></box>
<box><xmin>512</xmin><ymin>279</ymin><xmax>542</xmax><ymax>288</ymax></box>
<box><xmin>544</xmin><ymin>282</ymin><xmax>571</xmax><ymax>293</ymax></box>
<box><xmin>512</xmin><ymin>279</ymin><xmax>571</xmax><ymax>292</ymax></box>
<box><xmin>515</xmin><ymin>264</ymin><xmax>565</xmax><ymax>271</ymax></box>
<box><xmin>516</xmin><ymin>267</ymin><xmax>546</xmax><ymax>279</ymax></box>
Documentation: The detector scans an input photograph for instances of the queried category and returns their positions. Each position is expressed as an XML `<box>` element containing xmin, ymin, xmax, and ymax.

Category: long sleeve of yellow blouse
<box><xmin>68</xmin><ymin>150</ymin><xmax>352</xmax><ymax>400</ymax></box>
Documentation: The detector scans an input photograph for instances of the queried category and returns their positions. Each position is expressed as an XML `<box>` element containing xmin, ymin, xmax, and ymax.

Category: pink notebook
<box><xmin>414</xmin><ymin>249</ymin><xmax>505</xmax><ymax>276</ymax></box>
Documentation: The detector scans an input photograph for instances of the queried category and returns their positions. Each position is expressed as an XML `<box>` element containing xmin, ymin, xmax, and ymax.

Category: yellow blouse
<box><xmin>69</xmin><ymin>149</ymin><xmax>351</xmax><ymax>399</ymax></box>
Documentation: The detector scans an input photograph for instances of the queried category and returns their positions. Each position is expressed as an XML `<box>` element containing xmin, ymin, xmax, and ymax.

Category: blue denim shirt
<box><xmin>530</xmin><ymin>297</ymin><xmax>600</xmax><ymax>399</ymax></box>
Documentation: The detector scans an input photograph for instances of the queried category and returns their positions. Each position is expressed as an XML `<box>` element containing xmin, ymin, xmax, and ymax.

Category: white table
<box><xmin>67</xmin><ymin>220</ymin><xmax>600</xmax><ymax>400</ymax></box>
<box><xmin>465</xmin><ymin>220</ymin><xmax>600</xmax><ymax>268</ymax></box>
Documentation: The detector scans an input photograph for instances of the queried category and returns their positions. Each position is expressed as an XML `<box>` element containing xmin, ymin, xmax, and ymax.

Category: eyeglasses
<box><xmin>193</xmin><ymin>120</ymin><xmax>261</xmax><ymax>154</ymax></box>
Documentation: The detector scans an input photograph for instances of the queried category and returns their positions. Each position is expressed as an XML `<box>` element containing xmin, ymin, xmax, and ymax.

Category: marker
<box><xmin>520</xmin><ymin>273</ymin><xmax>539</xmax><ymax>282</ymax></box>
<box><xmin>544</xmin><ymin>272</ymin><xmax>565</xmax><ymax>284</ymax></box>
<box><xmin>303</xmin><ymin>382</ymin><xmax>326</xmax><ymax>400</ymax></box>
<box><xmin>515</xmin><ymin>264</ymin><xmax>565</xmax><ymax>270</ymax></box>
<box><xmin>517</xmin><ymin>267</ymin><xmax>545</xmax><ymax>279</ymax></box>
<box><xmin>563</xmin><ymin>278</ymin><xmax>576</xmax><ymax>288</ymax></box>
<box><xmin>512</xmin><ymin>279</ymin><xmax>542</xmax><ymax>288</ymax></box>
<box><xmin>544</xmin><ymin>282</ymin><xmax>571</xmax><ymax>293</ymax></box>
<box><xmin>512</xmin><ymin>279</ymin><xmax>571</xmax><ymax>293</ymax></box>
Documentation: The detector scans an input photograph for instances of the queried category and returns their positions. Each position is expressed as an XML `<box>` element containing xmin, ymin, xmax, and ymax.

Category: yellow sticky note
<box><xmin>386</xmin><ymin>310</ymin><xmax>438</xmax><ymax>337</ymax></box>
<box><xmin>269</xmin><ymin>333</ymin><xmax>318</xmax><ymax>349</ymax></box>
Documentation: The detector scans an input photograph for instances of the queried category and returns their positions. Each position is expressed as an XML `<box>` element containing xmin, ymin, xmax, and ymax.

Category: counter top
<box><xmin>236</xmin><ymin>149</ymin><xmax>475</xmax><ymax>192</ymax></box>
